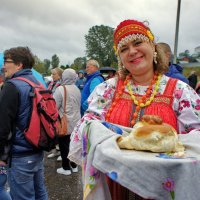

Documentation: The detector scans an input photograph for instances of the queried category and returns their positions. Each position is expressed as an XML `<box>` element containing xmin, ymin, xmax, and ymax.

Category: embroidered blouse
<box><xmin>69</xmin><ymin>75</ymin><xmax>200</xmax><ymax>165</ymax></box>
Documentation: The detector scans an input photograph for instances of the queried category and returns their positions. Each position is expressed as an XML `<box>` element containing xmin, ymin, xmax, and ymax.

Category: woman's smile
<box><xmin>129</xmin><ymin>56</ymin><xmax>144</xmax><ymax>64</ymax></box>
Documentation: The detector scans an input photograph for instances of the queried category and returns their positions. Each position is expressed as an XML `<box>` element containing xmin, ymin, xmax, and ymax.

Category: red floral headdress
<box><xmin>113</xmin><ymin>19</ymin><xmax>154</xmax><ymax>53</ymax></box>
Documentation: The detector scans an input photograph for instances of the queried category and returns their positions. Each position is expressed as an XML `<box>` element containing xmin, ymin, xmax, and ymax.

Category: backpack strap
<box><xmin>12</xmin><ymin>77</ymin><xmax>44</xmax><ymax>88</ymax></box>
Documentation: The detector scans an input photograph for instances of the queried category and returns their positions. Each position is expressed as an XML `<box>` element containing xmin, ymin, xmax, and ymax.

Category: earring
<box><xmin>153</xmin><ymin>52</ymin><xmax>157</xmax><ymax>64</ymax></box>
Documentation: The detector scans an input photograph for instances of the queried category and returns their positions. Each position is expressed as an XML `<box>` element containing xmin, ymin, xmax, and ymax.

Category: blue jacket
<box><xmin>9</xmin><ymin>69</ymin><xmax>42</xmax><ymax>156</ymax></box>
<box><xmin>75</xmin><ymin>77</ymin><xmax>86</xmax><ymax>92</ymax></box>
<box><xmin>165</xmin><ymin>64</ymin><xmax>189</xmax><ymax>84</ymax></box>
<box><xmin>81</xmin><ymin>71</ymin><xmax>104</xmax><ymax>115</ymax></box>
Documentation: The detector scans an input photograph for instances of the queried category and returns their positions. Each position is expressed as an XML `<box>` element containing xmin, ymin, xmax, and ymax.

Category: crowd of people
<box><xmin>0</xmin><ymin>18</ymin><xmax>200</xmax><ymax>200</ymax></box>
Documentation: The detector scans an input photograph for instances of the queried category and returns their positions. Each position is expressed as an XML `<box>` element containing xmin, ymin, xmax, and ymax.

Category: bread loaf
<box><xmin>117</xmin><ymin>115</ymin><xmax>184</xmax><ymax>153</ymax></box>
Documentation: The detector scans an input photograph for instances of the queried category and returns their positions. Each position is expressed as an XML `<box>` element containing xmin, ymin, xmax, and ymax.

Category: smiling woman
<box><xmin>69</xmin><ymin>19</ymin><xmax>200</xmax><ymax>200</ymax></box>
<box><xmin>118</xmin><ymin>39</ymin><xmax>155</xmax><ymax>77</ymax></box>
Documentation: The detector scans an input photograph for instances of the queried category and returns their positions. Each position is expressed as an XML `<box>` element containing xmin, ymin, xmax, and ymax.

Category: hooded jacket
<box><xmin>165</xmin><ymin>63</ymin><xmax>189</xmax><ymax>84</ymax></box>
<box><xmin>53</xmin><ymin>69</ymin><xmax>81</xmax><ymax>134</ymax></box>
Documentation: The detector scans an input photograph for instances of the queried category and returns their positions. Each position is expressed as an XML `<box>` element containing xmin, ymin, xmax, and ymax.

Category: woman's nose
<box><xmin>129</xmin><ymin>46</ymin><xmax>137</xmax><ymax>55</ymax></box>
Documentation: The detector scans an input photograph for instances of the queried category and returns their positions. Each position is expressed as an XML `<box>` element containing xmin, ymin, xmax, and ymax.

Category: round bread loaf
<box><xmin>117</xmin><ymin>115</ymin><xmax>185</xmax><ymax>153</ymax></box>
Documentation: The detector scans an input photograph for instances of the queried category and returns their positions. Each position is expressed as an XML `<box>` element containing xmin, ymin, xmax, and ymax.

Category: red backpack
<box><xmin>12</xmin><ymin>77</ymin><xmax>59</xmax><ymax>151</ymax></box>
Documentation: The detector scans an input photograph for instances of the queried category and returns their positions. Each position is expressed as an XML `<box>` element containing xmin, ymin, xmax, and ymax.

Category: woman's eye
<box><xmin>120</xmin><ymin>47</ymin><xmax>128</xmax><ymax>52</ymax></box>
<box><xmin>134</xmin><ymin>41</ymin><xmax>142</xmax><ymax>46</ymax></box>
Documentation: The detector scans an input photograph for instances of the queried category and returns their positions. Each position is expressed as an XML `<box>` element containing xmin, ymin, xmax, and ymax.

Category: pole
<box><xmin>173</xmin><ymin>0</ymin><xmax>181</xmax><ymax>64</ymax></box>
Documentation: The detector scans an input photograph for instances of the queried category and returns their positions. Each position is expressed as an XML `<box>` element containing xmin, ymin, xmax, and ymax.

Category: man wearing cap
<box><xmin>81</xmin><ymin>59</ymin><xmax>104</xmax><ymax>116</ymax></box>
<box><xmin>75</xmin><ymin>70</ymin><xmax>86</xmax><ymax>93</ymax></box>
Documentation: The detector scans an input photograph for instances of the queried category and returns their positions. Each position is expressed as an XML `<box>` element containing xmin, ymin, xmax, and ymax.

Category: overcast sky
<box><xmin>0</xmin><ymin>0</ymin><xmax>199</xmax><ymax>65</ymax></box>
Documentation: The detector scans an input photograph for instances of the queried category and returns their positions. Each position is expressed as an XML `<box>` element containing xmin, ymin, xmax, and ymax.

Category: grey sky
<box><xmin>0</xmin><ymin>0</ymin><xmax>199</xmax><ymax>65</ymax></box>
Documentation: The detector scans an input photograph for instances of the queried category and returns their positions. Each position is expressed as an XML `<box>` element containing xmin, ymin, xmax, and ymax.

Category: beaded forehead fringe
<box><xmin>116</xmin><ymin>33</ymin><xmax>149</xmax><ymax>53</ymax></box>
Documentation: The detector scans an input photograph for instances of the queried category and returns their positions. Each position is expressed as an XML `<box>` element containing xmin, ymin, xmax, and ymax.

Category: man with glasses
<box><xmin>0</xmin><ymin>47</ymin><xmax>48</xmax><ymax>200</ymax></box>
<box><xmin>81</xmin><ymin>59</ymin><xmax>104</xmax><ymax>116</ymax></box>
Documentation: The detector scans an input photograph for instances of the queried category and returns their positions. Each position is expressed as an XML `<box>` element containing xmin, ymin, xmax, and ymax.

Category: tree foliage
<box><xmin>33</xmin><ymin>55</ymin><xmax>46</xmax><ymax>74</ymax></box>
<box><xmin>74</xmin><ymin>57</ymin><xmax>86</xmax><ymax>70</ymax></box>
<box><xmin>70</xmin><ymin>57</ymin><xmax>87</xmax><ymax>71</ymax></box>
<box><xmin>43</xmin><ymin>59</ymin><xmax>51</xmax><ymax>73</ymax></box>
<box><xmin>51</xmin><ymin>54</ymin><xmax>60</xmax><ymax>68</ymax></box>
<box><xmin>34</xmin><ymin>62</ymin><xmax>46</xmax><ymax>74</ymax></box>
<box><xmin>179</xmin><ymin>50</ymin><xmax>190</xmax><ymax>58</ymax></box>
<box><xmin>85</xmin><ymin>25</ymin><xmax>117</xmax><ymax>67</ymax></box>
<box><xmin>60</xmin><ymin>65</ymin><xmax>67</xmax><ymax>70</ymax></box>
<box><xmin>178</xmin><ymin>50</ymin><xmax>198</xmax><ymax>62</ymax></box>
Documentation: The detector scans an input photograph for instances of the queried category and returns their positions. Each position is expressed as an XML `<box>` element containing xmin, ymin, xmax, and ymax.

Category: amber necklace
<box><xmin>127</xmin><ymin>73</ymin><xmax>161</xmax><ymax>125</ymax></box>
<box><xmin>106</xmin><ymin>72</ymin><xmax>161</xmax><ymax>126</ymax></box>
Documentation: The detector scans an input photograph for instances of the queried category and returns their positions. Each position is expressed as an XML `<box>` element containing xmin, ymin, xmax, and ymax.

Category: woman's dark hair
<box><xmin>4</xmin><ymin>46</ymin><xmax>35</xmax><ymax>69</ymax></box>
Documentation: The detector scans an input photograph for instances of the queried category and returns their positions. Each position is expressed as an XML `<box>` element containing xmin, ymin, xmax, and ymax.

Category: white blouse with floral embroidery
<box><xmin>69</xmin><ymin>75</ymin><xmax>200</xmax><ymax>165</ymax></box>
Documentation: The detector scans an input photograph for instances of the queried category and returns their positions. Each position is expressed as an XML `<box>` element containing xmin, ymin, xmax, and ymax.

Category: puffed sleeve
<box><xmin>172</xmin><ymin>80</ymin><xmax>200</xmax><ymax>134</ymax></box>
<box><xmin>69</xmin><ymin>78</ymin><xmax>117</xmax><ymax>165</ymax></box>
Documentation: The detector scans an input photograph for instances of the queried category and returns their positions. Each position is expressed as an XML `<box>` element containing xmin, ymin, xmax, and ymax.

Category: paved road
<box><xmin>44</xmin><ymin>154</ymin><xmax>83</xmax><ymax>200</ymax></box>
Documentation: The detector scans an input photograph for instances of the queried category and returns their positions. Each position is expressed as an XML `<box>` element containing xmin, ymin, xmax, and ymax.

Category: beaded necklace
<box><xmin>106</xmin><ymin>73</ymin><xmax>161</xmax><ymax>126</ymax></box>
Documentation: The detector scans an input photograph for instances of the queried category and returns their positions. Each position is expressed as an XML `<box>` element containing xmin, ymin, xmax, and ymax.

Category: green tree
<box><xmin>33</xmin><ymin>55</ymin><xmax>41</xmax><ymax>66</ymax></box>
<box><xmin>179</xmin><ymin>50</ymin><xmax>190</xmax><ymax>58</ymax></box>
<box><xmin>43</xmin><ymin>59</ymin><xmax>51</xmax><ymax>74</ymax></box>
<box><xmin>70</xmin><ymin>63</ymin><xmax>77</xmax><ymax>71</ymax></box>
<box><xmin>178</xmin><ymin>50</ymin><xmax>196</xmax><ymax>62</ymax></box>
<box><xmin>85</xmin><ymin>25</ymin><xmax>117</xmax><ymax>67</ymax></box>
<box><xmin>73</xmin><ymin>57</ymin><xmax>86</xmax><ymax>71</ymax></box>
<box><xmin>33</xmin><ymin>55</ymin><xmax>46</xmax><ymax>74</ymax></box>
<box><xmin>51</xmin><ymin>54</ymin><xmax>60</xmax><ymax>68</ymax></box>
<box><xmin>60</xmin><ymin>65</ymin><xmax>67</xmax><ymax>70</ymax></box>
<box><xmin>34</xmin><ymin>62</ymin><xmax>46</xmax><ymax>74</ymax></box>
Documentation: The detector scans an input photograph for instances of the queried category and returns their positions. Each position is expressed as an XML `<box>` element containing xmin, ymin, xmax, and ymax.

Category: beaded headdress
<box><xmin>113</xmin><ymin>19</ymin><xmax>154</xmax><ymax>54</ymax></box>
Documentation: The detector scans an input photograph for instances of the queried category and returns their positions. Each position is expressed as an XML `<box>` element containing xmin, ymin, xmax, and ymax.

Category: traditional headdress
<box><xmin>113</xmin><ymin>19</ymin><xmax>154</xmax><ymax>54</ymax></box>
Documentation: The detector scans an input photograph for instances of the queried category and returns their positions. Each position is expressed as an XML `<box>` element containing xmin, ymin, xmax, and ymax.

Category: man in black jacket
<box><xmin>0</xmin><ymin>47</ymin><xmax>48</xmax><ymax>200</ymax></box>
<box><xmin>188</xmin><ymin>71</ymin><xmax>198</xmax><ymax>89</ymax></box>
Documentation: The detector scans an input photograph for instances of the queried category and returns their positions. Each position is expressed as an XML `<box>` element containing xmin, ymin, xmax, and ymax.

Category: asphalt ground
<box><xmin>44</xmin><ymin>153</ymin><xmax>83</xmax><ymax>200</ymax></box>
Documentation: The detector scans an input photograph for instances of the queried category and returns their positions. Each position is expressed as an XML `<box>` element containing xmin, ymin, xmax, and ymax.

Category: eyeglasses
<box><xmin>4</xmin><ymin>60</ymin><xmax>14</xmax><ymax>65</ymax></box>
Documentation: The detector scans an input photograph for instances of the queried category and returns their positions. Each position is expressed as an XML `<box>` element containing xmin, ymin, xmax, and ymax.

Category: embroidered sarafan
<box><xmin>106</xmin><ymin>76</ymin><xmax>178</xmax><ymax>130</ymax></box>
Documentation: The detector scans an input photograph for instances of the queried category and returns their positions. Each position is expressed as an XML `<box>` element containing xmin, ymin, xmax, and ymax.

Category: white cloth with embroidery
<box><xmin>69</xmin><ymin>75</ymin><xmax>200</xmax><ymax>199</ymax></box>
<box><xmin>81</xmin><ymin>121</ymin><xmax>114</xmax><ymax>200</ymax></box>
<box><xmin>69</xmin><ymin>75</ymin><xmax>200</xmax><ymax>166</ymax></box>
<box><xmin>86</xmin><ymin>121</ymin><xmax>200</xmax><ymax>200</ymax></box>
